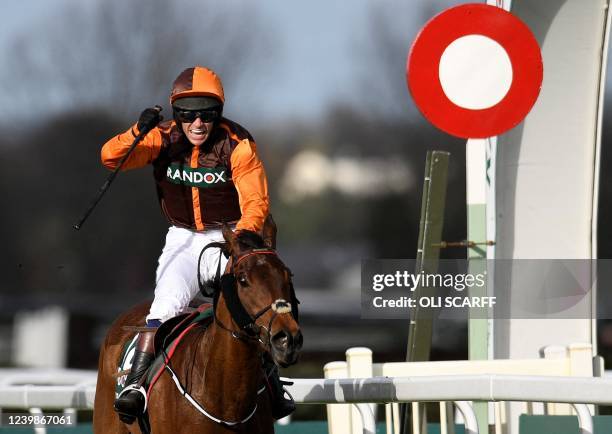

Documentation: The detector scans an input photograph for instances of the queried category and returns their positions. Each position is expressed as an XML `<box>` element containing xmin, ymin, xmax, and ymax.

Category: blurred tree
<box><xmin>0</xmin><ymin>111</ymin><xmax>164</xmax><ymax>300</ymax></box>
<box><xmin>351</xmin><ymin>0</ymin><xmax>461</xmax><ymax>120</ymax></box>
<box><xmin>252</xmin><ymin>0</ymin><xmax>468</xmax><ymax>289</ymax></box>
<box><xmin>351</xmin><ymin>1</ymin><xmax>467</xmax><ymax>258</ymax></box>
<box><xmin>0</xmin><ymin>0</ymin><xmax>272</xmax><ymax>123</ymax></box>
<box><xmin>261</xmin><ymin>102</ymin><xmax>466</xmax><ymax>263</ymax></box>
<box><xmin>0</xmin><ymin>0</ymin><xmax>274</xmax><ymax>302</ymax></box>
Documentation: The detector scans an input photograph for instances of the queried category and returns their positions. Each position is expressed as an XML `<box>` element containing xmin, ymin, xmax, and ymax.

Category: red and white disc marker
<box><xmin>407</xmin><ymin>4</ymin><xmax>543</xmax><ymax>139</ymax></box>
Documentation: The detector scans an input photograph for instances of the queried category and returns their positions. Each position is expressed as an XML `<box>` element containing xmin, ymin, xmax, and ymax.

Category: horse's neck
<box><xmin>193</xmin><ymin>302</ymin><xmax>263</xmax><ymax>419</ymax></box>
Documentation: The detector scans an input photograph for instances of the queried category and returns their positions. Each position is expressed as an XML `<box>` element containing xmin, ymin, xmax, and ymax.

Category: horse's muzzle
<box><xmin>270</xmin><ymin>329</ymin><xmax>303</xmax><ymax>367</ymax></box>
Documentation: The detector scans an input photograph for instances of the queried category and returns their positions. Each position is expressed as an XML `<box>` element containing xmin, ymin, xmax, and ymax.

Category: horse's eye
<box><xmin>238</xmin><ymin>274</ymin><xmax>249</xmax><ymax>286</ymax></box>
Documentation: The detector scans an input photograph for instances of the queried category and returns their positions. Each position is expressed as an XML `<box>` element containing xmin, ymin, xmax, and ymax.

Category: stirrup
<box><xmin>278</xmin><ymin>378</ymin><xmax>295</xmax><ymax>404</ymax></box>
<box><xmin>279</xmin><ymin>377</ymin><xmax>295</xmax><ymax>399</ymax></box>
<box><xmin>279</xmin><ymin>377</ymin><xmax>294</xmax><ymax>387</ymax></box>
<box><xmin>115</xmin><ymin>384</ymin><xmax>149</xmax><ymax>413</ymax></box>
<box><xmin>270</xmin><ymin>377</ymin><xmax>296</xmax><ymax>420</ymax></box>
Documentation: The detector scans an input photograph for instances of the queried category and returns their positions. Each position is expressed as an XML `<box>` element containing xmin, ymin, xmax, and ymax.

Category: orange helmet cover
<box><xmin>170</xmin><ymin>66</ymin><xmax>225</xmax><ymax>105</ymax></box>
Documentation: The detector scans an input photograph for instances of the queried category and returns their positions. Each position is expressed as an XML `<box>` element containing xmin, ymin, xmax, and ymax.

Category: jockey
<box><xmin>101</xmin><ymin>66</ymin><xmax>294</xmax><ymax>422</ymax></box>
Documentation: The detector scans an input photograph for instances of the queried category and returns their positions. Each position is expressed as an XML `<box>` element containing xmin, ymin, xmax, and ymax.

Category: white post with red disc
<box><xmin>407</xmin><ymin>1</ymin><xmax>611</xmax><ymax>432</ymax></box>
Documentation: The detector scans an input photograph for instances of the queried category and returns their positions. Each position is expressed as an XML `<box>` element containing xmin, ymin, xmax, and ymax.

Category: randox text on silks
<box><xmin>166</xmin><ymin>164</ymin><xmax>229</xmax><ymax>188</ymax></box>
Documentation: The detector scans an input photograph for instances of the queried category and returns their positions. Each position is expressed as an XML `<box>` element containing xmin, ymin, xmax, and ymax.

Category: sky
<box><xmin>0</xmin><ymin>0</ymin><xmax>456</xmax><ymax>124</ymax></box>
<box><xmin>254</xmin><ymin>0</ymin><xmax>374</xmax><ymax>120</ymax></box>
<box><xmin>2</xmin><ymin>0</ymin><xmax>611</xmax><ymax>125</ymax></box>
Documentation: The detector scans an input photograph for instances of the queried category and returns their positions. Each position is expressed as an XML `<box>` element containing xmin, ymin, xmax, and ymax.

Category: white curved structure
<box><xmin>492</xmin><ymin>1</ymin><xmax>611</xmax><ymax>432</ymax></box>
<box><xmin>495</xmin><ymin>0</ymin><xmax>610</xmax><ymax>355</ymax></box>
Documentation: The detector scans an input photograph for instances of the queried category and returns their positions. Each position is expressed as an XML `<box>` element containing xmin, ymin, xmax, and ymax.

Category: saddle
<box><xmin>116</xmin><ymin>304</ymin><xmax>214</xmax><ymax>398</ymax></box>
<box><xmin>153</xmin><ymin>304</ymin><xmax>212</xmax><ymax>356</ymax></box>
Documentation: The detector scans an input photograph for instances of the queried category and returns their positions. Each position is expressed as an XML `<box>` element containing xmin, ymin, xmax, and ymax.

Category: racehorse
<box><xmin>93</xmin><ymin>219</ymin><xmax>303</xmax><ymax>433</ymax></box>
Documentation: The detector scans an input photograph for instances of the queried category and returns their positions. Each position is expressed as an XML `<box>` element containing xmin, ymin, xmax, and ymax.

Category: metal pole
<box><xmin>402</xmin><ymin>150</ymin><xmax>450</xmax><ymax>434</ymax></box>
<box><xmin>466</xmin><ymin>138</ymin><xmax>489</xmax><ymax>434</ymax></box>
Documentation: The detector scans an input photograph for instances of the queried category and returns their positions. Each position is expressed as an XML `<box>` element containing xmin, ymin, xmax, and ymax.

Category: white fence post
<box><xmin>13</xmin><ymin>307</ymin><xmax>68</xmax><ymax>368</ymax></box>
<box><xmin>346</xmin><ymin>347</ymin><xmax>373</xmax><ymax>434</ymax></box>
<box><xmin>324</xmin><ymin>361</ymin><xmax>351</xmax><ymax>434</ymax></box>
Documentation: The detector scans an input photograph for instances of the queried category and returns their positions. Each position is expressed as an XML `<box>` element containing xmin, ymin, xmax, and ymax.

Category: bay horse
<box><xmin>93</xmin><ymin>220</ymin><xmax>302</xmax><ymax>433</ymax></box>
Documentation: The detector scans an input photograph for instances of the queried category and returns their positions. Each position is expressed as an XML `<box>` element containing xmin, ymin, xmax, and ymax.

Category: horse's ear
<box><xmin>262</xmin><ymin>214</ymin><xmax>277</xmax><ymax>249</ymax></box>
<box><xmin>222</xmin><ymin>224</ymin><xmax>239</xmax><ymax>255</ymax></box>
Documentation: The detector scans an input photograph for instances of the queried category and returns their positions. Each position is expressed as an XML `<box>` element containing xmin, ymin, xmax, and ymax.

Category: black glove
<box><xmin>137</xmin><ymin>106</ymin><xmax>163</xmax><ymax>132</ymax></box>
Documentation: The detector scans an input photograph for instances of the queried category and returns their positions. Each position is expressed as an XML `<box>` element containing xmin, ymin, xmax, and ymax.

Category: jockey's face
<box><xmin>182</xmin><ymin>116</ymin><xmax>214</xmax><ymax>147</ymax></box>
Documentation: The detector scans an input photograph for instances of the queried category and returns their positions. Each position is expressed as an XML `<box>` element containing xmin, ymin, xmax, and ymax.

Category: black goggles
<box><xmin>173</xmin><ymin>108</ymin><xmax>221</xmax><ymax>123</ymax></box>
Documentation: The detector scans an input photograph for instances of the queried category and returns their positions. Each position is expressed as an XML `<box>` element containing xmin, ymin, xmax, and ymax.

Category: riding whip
<box><xmin>73</xmin><ymin>105</ymin><xmax>163</xmax><ymax>230</ymax></box>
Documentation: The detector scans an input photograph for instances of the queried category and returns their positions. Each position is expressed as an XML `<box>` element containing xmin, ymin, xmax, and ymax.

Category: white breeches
<box><xmin>146</xmin><ymin>226</ymin><xmax>229</xmax><ymax>323</ymax></box>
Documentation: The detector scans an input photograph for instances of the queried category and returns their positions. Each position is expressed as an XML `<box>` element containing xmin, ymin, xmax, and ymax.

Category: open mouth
<box><xmin>189</xmin><ymin>128</ymin><xmax>207</xmax><ymax>136</ymax></box>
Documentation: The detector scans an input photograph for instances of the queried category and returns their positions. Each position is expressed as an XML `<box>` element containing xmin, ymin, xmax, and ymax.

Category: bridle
<box><xmin>163</xmin><ymin>243</ymin><xmax>298</xmax><ymax>427</ymax></box>
<box><xmin>233</xmin><ymin>248</ymin><xmax>277</xmax><ymax>267</ymax></box>
<box><xmin>213</xmin><ymin>247</ymin><xmax>295</xmax><ymax>348</ymax></box>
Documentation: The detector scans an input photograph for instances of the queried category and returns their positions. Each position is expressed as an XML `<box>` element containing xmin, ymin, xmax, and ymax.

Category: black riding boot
<box><xmin>263</xmin><ymin>354</ymin><xmax>296</xmax><ymax>420</ymax></box>
<box><xmin>114</xmin><ymin>328</ymin><xmax>157</xmax><ymax>424</ymax></box>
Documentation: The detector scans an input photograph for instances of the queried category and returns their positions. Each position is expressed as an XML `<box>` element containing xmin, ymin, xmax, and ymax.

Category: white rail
<box><xmin>0</xmin><ymin>372</ymin><xmax>609</xmax><ymax>434</ymax></box>
<box><xmin>287</xmin><ymin>375</ymin><xmax>612</xmax><ymax>405</ymax></box>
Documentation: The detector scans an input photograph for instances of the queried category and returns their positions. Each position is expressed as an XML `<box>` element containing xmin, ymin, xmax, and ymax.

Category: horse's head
<box><xmin>220</xmin><ymin>217</ymin><xmax>303</xmax><ymax>367</ymax></box>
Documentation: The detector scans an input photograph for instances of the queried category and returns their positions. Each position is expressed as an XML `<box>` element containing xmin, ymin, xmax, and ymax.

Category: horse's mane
<box><xmin>235</xmin><ymin>230</ymin><xmax>266</xmax><ymax>250</ymax></box>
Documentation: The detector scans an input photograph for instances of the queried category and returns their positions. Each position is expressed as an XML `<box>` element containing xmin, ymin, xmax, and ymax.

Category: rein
<box><xmin>165</xmin><ymin>363</ymin><xmax>266</xmax><ymax>427</ymax></box>
<box><xmin>163</xmin><ymin>240</ymin><xmax>295</xmax><ymax>427</ymax></box>
<box><xmin>196</xmin><ymin>241</ymin><xmax>228</xmax><ymax>297</ymax></box>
